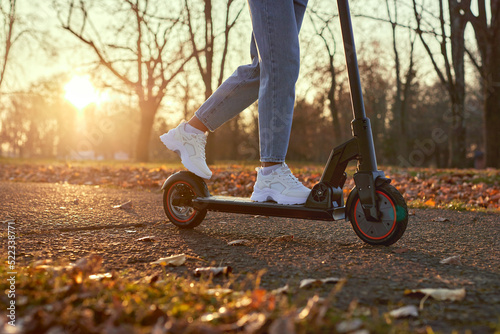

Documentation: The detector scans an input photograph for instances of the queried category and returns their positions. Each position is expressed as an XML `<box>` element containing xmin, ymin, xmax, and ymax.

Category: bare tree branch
<box><xmin>57</xmin><ymin>0</ymin><xmax>193</xmax><ymax>161</ymax></box>
<box><xmin>0</xmin><ymin>0</ymin><xmax>17</xmax><ymax>89</ymax></box>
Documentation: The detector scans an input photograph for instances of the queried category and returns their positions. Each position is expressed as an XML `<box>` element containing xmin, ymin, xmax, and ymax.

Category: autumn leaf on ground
<box><xmin>388</xmin><ymin>305</ymin><xmax>419</xmax><ymax>318</ymax></box>
<box><xmin>151</xmin><ymin>254</ymin><xmax>186</xmax><ymax>266</ymax></box>
<box><xmin>335</xmin><ymin>319</ymin><xmax>364</xmax><ymax>333</ymax></box>
<box><xmin>405</xmin><ymin>288</ymin><xmax>466</xmax><ymax>309</ymax></box>
<box><xmin>296</xmin><ymin>295</ymin><xmax>328</xmax><ymax>323</ymax></box>
<box><xmin>113</xmin><ymin>200</ymin><xmax>132</xmax><ymax>209</ymax></box>
<box><xmin>269</xmin><ymin>316</ymin><xmax>296</xmax><ymax>334</ymax></box>
<box><xmin>299</xmin><ymin>277</ymin><xmax>340</xmax><ymax>289</ymax></box>
<box><xmin>204</xmin><ymin>288</ymin><xmax>233</xmax><ymax>296</ymax></box>
<box><xmin>271</xmin><ymin>285</ymin><xmax>289</xmax><ymax>295</ymax></box>
<box><xmin>227</xmin><ymin>239</ymin><xmax>251</xmax><ymax>246</ymax></box>
<box><xmin>136</xmin><ymin>236</ymin><xmax>159</xmax><ymax>242</ymax></box>
<box><xmin>440</xmin><ymin>255</ymin><xmax>462</xmax><ymax>265</ymax></box>
<box><xmin>432</xmin><ymin>217</ymin><xmax>450</xmax><ymax>222</ymax></box>
<box><xmin>270</xmin><ymin>235</ymin><xmax>294</xmax><ymax>243</ymax></box>
<box><xmin>234</xmin><ymin>312</ymin><xmax>267</xmax><ymax>333</ymax></box>
<box><xmin>74</xmin><ymin>254</ymin><xmax>103</xmax><ymax>275</ymax></box>
<box><xmin>194</xmin><ymin>266</ymin><xmax>232</xmax><ymax>277</ymax></box>
<box><xmin>424</xmin><ymin>199</ymin><xmax>436</xmax><ymax>207</ymax></box>
<box><xmin>89</xmin><ymin>273</ymin><xmax>113</xmax><ymax>281</ymax></box>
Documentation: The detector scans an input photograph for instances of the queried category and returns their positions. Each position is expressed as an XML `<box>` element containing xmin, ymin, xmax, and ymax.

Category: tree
<box><xmin>385</xmin><ymin>0</ymin><xmax>417</xmax><ymax>160</ymax></box>
<box><xmin>56</xmin><ymin>0</ymin><xmax>192</xmax><ymax>161</ymax></box>
<box><xmin>464</xmin><ymin>0</ymin><xmax>500</xmax><ymax>167</ymax></box>
<box><xmin>412</xmin><ymin>0</ymin><xmax>468</xmax><ymax>168</ymax></box>
<box><xmin>0</xmin><ymin>0</ymin><xmax>19</xmax><ymax>89</ymax></box>
<box><xmin>184</xmin><ymin>0</ymin><xmax>245</xmax><ymax>162</ymax></box>
<box><xmin>308</xmin><ymin>9</ymin><xmax>343</xmax><ymax>144</ymax></box>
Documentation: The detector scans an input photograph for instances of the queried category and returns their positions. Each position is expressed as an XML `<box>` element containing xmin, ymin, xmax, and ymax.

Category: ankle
<box><xmin>187</xmin><ymin>116</ymin><xmax>209</xmax><ymax>133</ymax></box>
<box><xmin>260</xmin><ymin>163</ymin><xmax>282</xmax><ymax>176</ymax></box>
<box><xmin>261</xmin><ymin>162</ymin><xmax>281</xmax><ymax>167</ymax></box>
<box><xmin>184</xmin><ymin>123</ymin><xmax>205</xmax><ymax>135</ymax></box>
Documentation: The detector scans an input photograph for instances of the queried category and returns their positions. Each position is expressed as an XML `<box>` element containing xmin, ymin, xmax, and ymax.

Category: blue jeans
<box><xmin>195</xmin><ymin>0</ymin><xmax>308</xmax><ymax>162</ymax></box>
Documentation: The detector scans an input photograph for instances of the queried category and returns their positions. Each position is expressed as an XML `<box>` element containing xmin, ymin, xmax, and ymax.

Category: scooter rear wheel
<box><xmin>347</xmin><ymin>183</ymin><xmax>408</xmax><ymax>246</ymax></box>
<box><xmin>162</xmin><ymin>171</ymin><xmax>208</xmax><ymax>229</ymax></box>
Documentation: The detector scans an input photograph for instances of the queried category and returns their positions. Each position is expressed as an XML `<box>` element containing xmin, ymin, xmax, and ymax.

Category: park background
<box><xmin>1</xmin><ymin>2</ymin><xmax>500</xmax><ymax>333</ymax></box>
<box><xmin>0</xmin><ymin>0</ymin><xmax>499</xmax><ymax>169</ymax></box>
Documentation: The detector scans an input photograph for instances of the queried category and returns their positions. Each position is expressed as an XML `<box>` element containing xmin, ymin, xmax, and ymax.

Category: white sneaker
<box><xmin>250</xmin><ymin>163</ymin><xmax>311</xmax><ymax>205</ymax></box>
<box><xmin>160</xmin><ymin>121</ymin><xmax>212</xmax><ymax>179</ymax></box>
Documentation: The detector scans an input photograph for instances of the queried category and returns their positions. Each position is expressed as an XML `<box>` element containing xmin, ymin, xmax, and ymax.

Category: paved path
<box><xmin>1</xmin><ymin>181</ymin><xmax>499</xmax><ymax>333</ymax></box>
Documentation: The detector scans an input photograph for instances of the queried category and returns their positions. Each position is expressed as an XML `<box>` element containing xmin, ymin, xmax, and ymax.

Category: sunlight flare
<box><xmin>64</xmin><ymin>75</ymin><xmax>100</xmax><ymax>109</ymax></box>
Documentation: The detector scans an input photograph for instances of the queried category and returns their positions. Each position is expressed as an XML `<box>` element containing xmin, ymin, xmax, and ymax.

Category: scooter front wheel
<box><xmin>346</xmin><ymin>183</ymin><xmax>408</xmax><ymax>246</ymax></box>
<box><xmin>162</xmin><ymin>171</ymin><xmax>209</xmax><ymax>229</ymax></box>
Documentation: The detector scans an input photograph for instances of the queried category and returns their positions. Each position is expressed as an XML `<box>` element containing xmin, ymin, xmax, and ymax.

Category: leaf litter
<box><xmin>2</xmin><ymin>163</ymin><xmax>497</xmax><ymax>211</ymax></box>
<box><xmin>151</xmin><ymin>254</ymin><xmax>187</xmax><ymax>267</ymax></box>
<box><xmin>405</xmin><ymin>288</ymin><xmax>466</xmax><ymax>309</ymax></box>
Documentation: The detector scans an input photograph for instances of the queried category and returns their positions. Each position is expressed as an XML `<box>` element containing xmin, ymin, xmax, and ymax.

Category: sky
<box><xmin>7</xmin><ymin>0</ymin><xmax>487</xmax><ymax>108</ymax></box>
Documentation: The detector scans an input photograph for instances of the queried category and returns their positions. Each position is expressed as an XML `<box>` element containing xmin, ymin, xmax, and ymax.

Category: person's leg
<box><xmin>249</xmin><ymin>0</ymin><xmax>311</xmax><ymax>205</ymax></box>
<box><xmin>161</xmin><ymin>36</ymin><xmax>260</xmax><ymax>179</ymax></box>
<box><xmin>248</xmin><ymin>0</ymin><xmax>307</xmax><ymax>164</ymax></box>
<box><xmin>191</xmin><ymin>37</ymin><xmax>261</xmax><ymax>132</ymax></box>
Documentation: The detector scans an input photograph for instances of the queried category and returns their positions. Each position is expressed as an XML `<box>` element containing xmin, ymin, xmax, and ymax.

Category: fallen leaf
<box><xmin>335</xmin><ymin>319</ymin><xmax>363</xmax><ymax>333</ymax></box>
<box><xmin>200</xmin><ymin>312</ymin><xmax>221</xmax><ymax>323</ymax></box>
<box><xmin>299</xmin><ymin>277</ymin><xmax>340</xmax><ymax>289</ymax></box>
<box><xmin>136</xmin><ymin>236</ymin><xmax>159</xmax><ymax>242</ymax></box>
<box><xmin>432</xmin><ymin>217</ymin><xmax>450</xmax><ymax>222</ymax></box>
<box><xmin>440</xmin><ymin>255</ymin><xmax>462</xmax><ymax>265</ymax></box>
<box><xmin>271</xmin><ymin>235</ymin><xmax>294</xmax><ymax>243</ymax></box>
<box><xmin>194</xmin><ymin>266</ymin><xmax>232</xmax><ymax>277</ymax></box>
<box><xmin>271</xmin><ymin>284</ymin><xmax>289</xmax><ymax>295</ymax></box>
<box><xmin>405</xmin><ymin>288</ymin><xmax>466</xmax><ymax>301</ymax></box>
<box><xmin>227</xmin><ymin>239</ymin><xmax>251</xmax><ymax>246</ymax></box>
<box><xmin>405</xmin><ymin>288</ymin><xmax>466</xmax><ymax>309</ymax></box>
<box><xmin>424</xmin><ymin>199</ymin><xmax>436</xmax><ymax>207</ymax></box>
<box><xmin>236</xmin><ymin>312</ymin><xmax>267</xmax><ymax>333</ymax></box>
<box><xmin>89</xmin><ymin>273</ymin><xmax>113</xmax><ymax>280</ymax></box>
<box><xmin>185</xmin><ymin>254</ymin><xmax>208</xmax><ymax>262</ymax></box>
<box><xmin>74</xmin><ymin>254</ymin><xmax>103</xmax><ymax>275</ymax></box>
<box><xmin>389</xmin><ymin>305</ymin><xmax>419</xmax><ymax>318</ymax></box>
<box><xmin>151</xmin><ymin>254</ymin><xmax>186</xmax><ymax>267</ymax></box>
<box><xmin>113</xmin><ymin>200</ymin><xmax>132</xmax><ymax>209</ymax></box>
<box><xmin>269</xmin><ymin>316</ymin><xmax>296</xmax><ymax>334</ymax></box>
<box><xmin>296</xmin><ymin>295</ymin><xmax>326</xmax><ymax>321</ymax></box>
<box><xmin>204</xmin><ymin>288</ymin><xmax>233</xmax><ymax>296</ymax></box>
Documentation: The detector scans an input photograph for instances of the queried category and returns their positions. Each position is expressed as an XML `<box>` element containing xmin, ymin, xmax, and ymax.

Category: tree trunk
<box><xmin>327</xmin><ymin>56</ymin><xmax>342</xmax><ymax>143</ymax></box>
<box><xmin>136</xmin><ymin>103</ymin><xmax>155</xmax><ymax>162</ymax></box>
<box><xmin>484</xmin><ymin>40</ymin><xmax>500</xmax><ymax>167</ymax></box>
<box><xmin>448</xmin><ymin>102</ymin><xmax>467</xmax><ymax>167</ymax></box>
<box><xmin>447</xmin><ymin>0</ymin><xmax>467</xmax><ymax>168</ymax></box>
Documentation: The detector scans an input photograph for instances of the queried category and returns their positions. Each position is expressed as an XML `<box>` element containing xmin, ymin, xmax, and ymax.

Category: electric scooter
<box><xmin>161</xmin><ymin>0</ymin><xmax>408</xmax><ymax>246</ymax></box>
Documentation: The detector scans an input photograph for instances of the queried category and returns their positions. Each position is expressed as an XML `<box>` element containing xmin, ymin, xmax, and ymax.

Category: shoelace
<box><xmin>191</xmin><ymin>134</ymin><xmax>207</xmax><ymax>159</ymax></box>
<box><xmin>277</xmin><ymin>167</ymin><xmax>303</xmax><ymax>187</ymax></box>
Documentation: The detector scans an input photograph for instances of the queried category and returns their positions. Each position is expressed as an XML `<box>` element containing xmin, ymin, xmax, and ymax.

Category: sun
<box><xmin>64</xmin><ymin>75</ymin><xmax>99</xmax><ymax>109</ymax></box>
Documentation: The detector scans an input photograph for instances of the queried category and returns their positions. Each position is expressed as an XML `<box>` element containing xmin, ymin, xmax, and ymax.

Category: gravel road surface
<box><xmin>1</xmin><ymin>181</ymin><xmax>499</xmax><ymax>333</ymax></box>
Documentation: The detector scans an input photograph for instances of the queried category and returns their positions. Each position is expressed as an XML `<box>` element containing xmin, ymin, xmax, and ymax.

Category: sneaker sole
<box><xmin>160</xmin><ymin>131</ymin><xmax>212</xmax><ymax>179</ymax></box>
<box><xmin>250</xmin><ymin>188</ymin><xmax>309</xmax><ymax>205</ymax></box>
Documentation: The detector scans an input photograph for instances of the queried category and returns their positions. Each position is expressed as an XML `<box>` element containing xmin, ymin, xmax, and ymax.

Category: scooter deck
<box><xmin>192</xmin><ymin>196</ymin><xmax>345</xmax><ymax>221</ymax></box>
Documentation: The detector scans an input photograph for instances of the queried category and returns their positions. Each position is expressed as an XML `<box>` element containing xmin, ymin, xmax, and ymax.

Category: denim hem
<box><xmin>195</xmin><ymin>63</ymin><xmax>260</xmax><ymax>132</ymax></box>
<box><xmin>196</xmin><ymin>114</ymin><xmax>217</xmax><ymax>132</ymax></box>
<box><xmin>260</xmin><ymin>157</ymin><xmax>285</xmax><ymax>163</ymax></box>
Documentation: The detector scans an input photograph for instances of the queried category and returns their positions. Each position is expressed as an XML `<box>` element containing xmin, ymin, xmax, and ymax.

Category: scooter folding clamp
<box><xmin>305</xmin><ymin>182</ymin><xmax>343</xmax><ymax>210</ymax></box>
